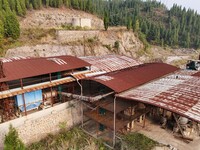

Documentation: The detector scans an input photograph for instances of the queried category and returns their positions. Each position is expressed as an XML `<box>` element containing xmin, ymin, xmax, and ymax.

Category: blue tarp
<box><xmin>15</xmin><ymin>90</ymin><xmax>43</xmax><ymax>112</ymax></box>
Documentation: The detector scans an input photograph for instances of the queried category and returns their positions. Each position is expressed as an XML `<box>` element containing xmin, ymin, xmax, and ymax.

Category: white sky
<box><xmin>156</xmin><ymin>0</ymin><xmax>200</xmax><ymax>14</ymax></box>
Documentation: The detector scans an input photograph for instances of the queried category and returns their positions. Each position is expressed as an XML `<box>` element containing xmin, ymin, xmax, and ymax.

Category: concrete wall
<box><xmin>0</xmin><ymin>100</ymin><xmax>82</xmax><ymax>147</ymax></box>
<box><xmin>72</xmin><ymin>18</ymin><xmax>91</xmax><ymax>28</ymax></box>
<box><xmin>80</xmin><ymin>18</ymin><xmax>91</xmax><ymax>28</ymax></box>
<box><xmin>57</xmin><ymin>30</ymin><xmax>99</xmax><ymax>43</ymax></box>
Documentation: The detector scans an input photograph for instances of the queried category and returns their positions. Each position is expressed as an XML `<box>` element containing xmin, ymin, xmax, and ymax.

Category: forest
<box><xmin>0</xmin><ymin>0</ymin><xmax>200</xmax><ymax>49</ymax></box>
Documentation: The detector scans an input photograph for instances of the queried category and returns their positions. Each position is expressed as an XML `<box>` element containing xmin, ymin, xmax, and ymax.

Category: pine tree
<box><xmin>0</xmin><ymin>19</ymin><xmax>4</xmax><ymax>41</ymax></box>
<box><xmin>20</xmin><ymin>0</ymin><xmax>26</xmax><ymax>15</ymax></box>
<box><xmin>15</xmin><ymin>0</ymin><xmax>23</xmax><ymax>16</ymax></box>
<box><xmin>126</xmin><ymin>17</ymin><xmax>132</xmax><ymax>31</ymax></box>
<box><xmin>0</xmin><ymin>0</ymin><xmax>3</xmax><ymax>10</ymax></box>
<box><xmin>103</xmin><ymin>11</ymin><xmax>109</xmax><ymax>31</ymax></box>
<box><xmin>32</xmin><ymin>0</ymin><xmax>38</xmax><ymax>9</ymax></box>
<box><xmin>133</xmin><ymin>19</ymin><xmax>140</xmax><ymax>33</ymax></box>
<box><xmin>38</xmin><ymin>0</ymin><xmax>42</xmax><ymax>9</ymax></box>
<box><xmin>4</xmin><ymin>125</ymin><xmax>25</xmax><ymax>150</ymax></box>
<box><xmin>25</xmin><ymin>0</ymin><xmax>29</xmax><ymax>9</ymax></box>
<box><xmin>4</xmin><ymin>12</ymin><xmax>20</xmax><ymax>39</ymax></box>
<box><xmin>8</xmin><ymin>0</ymin><xmax>16</xmax><ymax>11</ymax></box>
<box><xmin>45</xmin><ymin>0</ymin><xmax>50</xmax><ymax>7</ymax></box>
<box><xmin>57</xmin><ymin>0</ymin><xmax>63</xmax><ymax>8</ymax></box>
<box><xmin>186</xmin><ymin>32</ymin><xmax>190</xmax><ymax>48</ymax></box>
<box><xmin>2</xmin><ymin>0</ymin><xmax>11</xmax><ymax>12</ymax></box>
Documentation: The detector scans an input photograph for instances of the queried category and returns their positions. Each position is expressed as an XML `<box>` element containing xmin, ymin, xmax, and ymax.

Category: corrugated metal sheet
<box><xmin>192</xmin><ymin>71</ymin><xmax>200</xmax><ymax>77</ymax></box>
<box><xmin>117</xmin><ymin>72</ymin><xmax>200</xmax><ymax>123</ymax></box>
<box><xmin>80</xmin><ymin>55</ymin><xmax>141</xmax><ymax>73</ymax></box>
<box><xmin>84</xmin><ymin>63</ymin><xmax>179</xmax><ymax>93</ymax></box>
<box><xmin>0</xmin><ymin>55</ymin><xmax>90</xmax><ymax>82</ymax></box>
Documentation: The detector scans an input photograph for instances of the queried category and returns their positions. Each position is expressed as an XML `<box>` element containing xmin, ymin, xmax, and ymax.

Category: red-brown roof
<box><xmin>0</xmin><ymin>56</ymin><xmax>90</xmax><ymax>82</ymax></box>
<box><xmin>84</xmin><ymin>63</ymin><xmax>179</xmax><ymax>93</ymax></box>
<box><xmin>192</xmin><ymin>71</ymin><xmax>200</xmax><ymax>77</ymax></box>
<box><xmin>117</xmin><ymin>72</ymin><xmax>200</xmax><ymax>123</ymax></box>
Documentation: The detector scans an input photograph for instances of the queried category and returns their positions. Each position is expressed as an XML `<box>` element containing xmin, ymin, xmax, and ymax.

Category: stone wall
<box><xmin>57</xmin><ymin>30</ymin><xmax>99</xmax><ymax>43</ymax></box>
<box><xmin>0</xmin><ymin>100</ymin><xmax>82</xmax><ymax>147</ymax></box>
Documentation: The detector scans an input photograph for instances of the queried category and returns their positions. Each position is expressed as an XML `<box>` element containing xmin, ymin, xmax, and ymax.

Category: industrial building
<box><xmin>0</xmin><ymin>54</ymin><xmax>200</xmax><ymax>148</ymax></box>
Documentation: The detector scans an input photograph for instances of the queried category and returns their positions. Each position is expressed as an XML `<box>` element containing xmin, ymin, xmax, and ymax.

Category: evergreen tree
<box><xmin>104</xmin><ymin>11</ymin><xmax>109</xmax><ymax>31</ymax></box>
<box><xmin>57</xmin><ymin>0</ymin><xmax>63</xmax><ymax>8</ymax></box>
<box><xmin>8</xmin><ymin>0</ymin><xmax>15</xmax><ymax>11</ymax></box>
<box><xmin>32</xmin><ymin>0</ymin><xmax>38</xmax><ymax>9</ymax></box>
<box><xmin>15</xmin><ymin>0</ymin><xmax>23</xmax><ymax>16</ymax></box>
<box><xmin>0</xmin><ymin>19</ymin><xmax>4</xmax><ymax>41</ymax></box>
<box><xmin>25</xmin><ymin>0</ymin><xmax>29</xmax><ymax>9</ymax></box>
<box><xmin>0</xmin><ymin>0</ymin><xmax>3</xmax><ymax>10</ymax></box>
<box><xmin>4</xmin><ymin>125</ymin><xmax>25</xmax><ymax>150</ymax></box>
<box><xmin>186</xmin><ymin>32</ymin><xmax>190</xmax><ymax>48</ymax></box>
<box><xmin>2</xmin><ymin>0</ymin><xmax>11</xmax><ymax>12</ymax></box>
<box><xmin>4</xmin><ymin>12</ymin><xmax>20</xmax><ymax>39</ymax></box>
<box><xmin>126</xmin><ymin>17</ymin><xmax>132</xmax><ymax>31</ymax></box>
<box><xmin>20</xmin><ymin>0</ymin><xmax>26</xmax><ymax>15</ymax></box>
<box><xmin>133</xmin><ymin>19</ymin><xmax>140</xmax><ymax>33</ymax></box>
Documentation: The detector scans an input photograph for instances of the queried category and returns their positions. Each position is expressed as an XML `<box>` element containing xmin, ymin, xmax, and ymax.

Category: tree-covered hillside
<box><xmin>0</xmin><ymin>0</ymin><xmax>200</xmax><ymax>49</ymax></box>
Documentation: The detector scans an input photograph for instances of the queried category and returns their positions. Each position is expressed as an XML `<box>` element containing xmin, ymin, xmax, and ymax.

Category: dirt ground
<box><xmin>133</xmin><ymin>120</ymin><xmax>200</xmax><ymax>150</ymax></box>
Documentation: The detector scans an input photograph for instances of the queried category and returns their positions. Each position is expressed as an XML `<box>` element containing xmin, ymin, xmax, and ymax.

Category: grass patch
<box><xmin>123</xmin><ymin>132</ymin><xmax>157</xmax><ymax>150</ymax></box>
<box><xmin>21</xmin><ymin>28</ymin><xmax>56</xmax><ymax>41</ymax></box>
<box><xmin>0</xmin><ymin>38</ymin><xmax>23</xmax><ymax>57</ymax></box>
<box><xmin>27</xmin><ymin>127</ymin><xmax>108</xmax><ymax>150</ymax></box>
<box><xmin>172</xmin><ymin>59</ymin><xmax>188</xmax><ymax>67</ymax></box>
<box><xmin>61</xmin><ymin>24</ymin><xmax>89</xmax><ymax>30</ymax></box>
<box><xmin>0</xmin><ymin>28</ymin><xmax>57</xmax><ymax>57</ymax></box>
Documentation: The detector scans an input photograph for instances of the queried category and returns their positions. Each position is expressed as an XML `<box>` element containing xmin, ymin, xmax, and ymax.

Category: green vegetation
<box><xmin>4</xmin><ymin>124</ymin><xmax>158</xmax><ymax>150</ymax></box>
<box><xmin>1</xmin><ymin>0</ymin><xmax>200</xmax><ymax>52</ymax></box>
<box><xmin>4</xmin><ymin>125</ymin><xmax>25</xmax><ymax>150</ymax></box>
<box><xmin>27</xmin><ymin>127</ymin><xmax>108</xmax><ymax>150</ymax></box>
<box><xmin>123</xmin><ymin>132</ymin><xmax>157</xmax><ymax>150</ymax></box>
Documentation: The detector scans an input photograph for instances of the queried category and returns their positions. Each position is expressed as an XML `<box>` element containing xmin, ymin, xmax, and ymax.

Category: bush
<box><xmin>123</xmin><ymin>132</ymin><xmax>157</xmax><ymax>150</ymax></box>
<box><xmin>114</xmin><ymin>41</ymin><xmax>120</xmax><ymax>50</ymax></box>
<box><xmin>4</xmin><ymin>125</ymin><xmax>25</xmax><ymax>150</ymax></box>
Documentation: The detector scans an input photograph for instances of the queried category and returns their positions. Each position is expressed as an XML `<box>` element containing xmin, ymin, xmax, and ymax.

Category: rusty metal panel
<box><xmin>117</xmin><ymin>72</ymin><xmax>200</xmax><ymax>123</ymax></box>
<box><xmin>80</xmin><ymin>55</ymin><xmax>141</xmax><ymax>73</ymax></box>
<box><xmin>85</xmin><ymin>63</ymin><xmax>179</xmax><ymax>93</ymax></box>
<box><xmin>192</xmin><ymin>71</ymin><xmax>200</xmax><ymax>77</ymax></box>
<box><xmin>0</xmin><ymin>55</ymin><xmax>90</xmax><ymax>82</ymax></box>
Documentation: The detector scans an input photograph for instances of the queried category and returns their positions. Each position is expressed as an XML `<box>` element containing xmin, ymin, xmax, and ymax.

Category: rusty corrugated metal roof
<box><xmin>80</xmin><ymin>55</ymin><xmax>141</xmax><ymax>73</ymax></box>
<box><xmin>0</xmin><ymin>71</ymin><xmax>90</xmax><ymax>99</ymax></box>
<box><xmin>192</xmin><ymin>71</ymin><xmax>200</xmax><ymax>77</ymax></box>
<box><xmin>84</xmin><ymin>63</ymin><xmax>179</xmax><ymax>93</ymax></box>
<box><xmin>0</xmin><ymin>55</ymin><xmax>90</xmax><ymax>82</ymax></box>
<box><xmin>117</xmin><ymin>72</ymin><xmax>200</xmax><ymax>123</ymax></box>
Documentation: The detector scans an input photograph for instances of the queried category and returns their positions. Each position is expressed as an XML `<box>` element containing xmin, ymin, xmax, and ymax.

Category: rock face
<box><xmin>20</xmin><ymin>8</ymin><xmax>103</xmax><ymax>29</ymax></box>
<box><xmin>6</xmin><ymin>29</ymin><xmax>143</xmax><ymax>58</ymax></box>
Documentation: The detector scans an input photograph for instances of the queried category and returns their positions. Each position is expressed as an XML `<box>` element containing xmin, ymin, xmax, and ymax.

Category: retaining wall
<box><xmin>57</xmin><ymin>30</ymin><xmax>99</xmax><ymax>43</ymax></box>
<box><xmin>0</xmin><ymin>100</ymin><xmax>82</xmax><ymax>147</ymax></box>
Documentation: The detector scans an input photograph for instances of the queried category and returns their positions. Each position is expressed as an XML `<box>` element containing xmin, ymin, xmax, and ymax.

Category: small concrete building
<box><xmin>72</xmin><ymin>18</ymin><xmax>91</xmax><ymax>28</ymax></box>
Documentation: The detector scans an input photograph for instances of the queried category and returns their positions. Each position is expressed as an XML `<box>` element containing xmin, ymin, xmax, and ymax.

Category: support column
<box><xmin>20</xmin><ymin>79</ymin><xmax>27</xmax><ymax>116</ymax></box>
<box><xmin>49</xmin><ymin>73</ymin><xmax>53</xmax><ymax>107</ymax></box>
<box><xmin>113</xmin><ymin>96</ymin><xmax>116</xmax><ymax>147</ymax></box>
<box><xmin>143</xmin><ymin>114</ymin><xmax>146</xmax><ymax>128</ymax></box>
<box><xmin>50</xmin><ymin>87</ymin><xmax>53</xmax><ymax>107</ymax></box>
